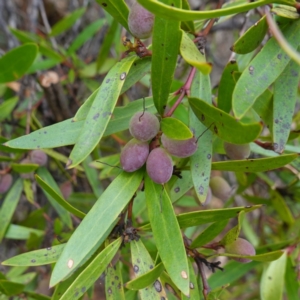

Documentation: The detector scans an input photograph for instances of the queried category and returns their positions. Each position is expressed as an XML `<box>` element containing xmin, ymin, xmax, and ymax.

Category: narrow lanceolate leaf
<box><xmin>67</xmin><ymin>19</ymin><xmax>106</xmax><ymax>54</ymax></box>
<box><xmin>0</xmin><ymin>281</ymin><xmax>24</xmax><ymax>296</ymax></box>
<box><xmin>67</xmin><ymin>55</ymin><xmax>136</xmax><ymax>168</ymax></box>
<box><xmin>285</xmin><ymin>256</ymin><xmax>299</xmax><ymax>300</ymax></box>
<box><xmin>2</xmin><ymin>245</ymin><xmax>65</xmax><ymax>266</ymax></box>
<box><xmin>260</xmin><ymin>251</ymin><xmax>287</xmax><ymax>300</ymax></box>
<box><xmin>190</xmin><ymin>70</ymin><xmax>213</xmax><ymax>203</ymax></box>
<box><xmin>273</xmin><ymin>57</ymin><xmax>300</xmax><ymax>153</ymax></box>
<box><xmin>270</xmin><ymin>189</ymin><xmax>294</xmax><ymax>225</ymax></box>
<box><xmin>5</xmin><ymin>97</ymin><xmax>156</xmax><ymax>150</ymax></box>
<box><xmin>218</xmin><ymin>61</ymin><xmax>239</xmax><ymax>113</ymax></box>
<box><xmin>145</xmin><ymin>175</ymin><xmax>189</xmax><ymax>296</ymax></box>
<box><xmin>217</xmin><ymin>250</ymin><xmax>284</xmax><ymax>262</ymax></box>
<box><xmin>105</xmin><ymin>262</ymin><xmax>125</xmax><ymax>300</ymax></box>
<box><xmin>35</xmin><ymin>174</ymin><xmax>86</xmax><ymax>219</ymax></box>
<box><xmin>58</xmin><ymin>238</ymin><xmax>122</xmax><ymax>300</ymax></box>
<box><xmin>49</xmin><ymin>8</ymin><xmax>86</xmax><ymax>36</ymax></box>
<box><xmin>130</xmin><ymin>240</ymin><xmax>166</xmax><ymax>299</ymax></box>
<box><xmin>161</xmin><ymin>117</ymin><xmax>193</xmax><ymax>140</ymax></box>
<box><xmin>189</xmin><ymin>97</ymin><xmax>262</xmax><ymax>144</ymax></box>
<box><xmin>231</xmin><ymin>16</ymin><xmax>268</xmax><ymax>54</ymax></box>
<box><xmin>36</xmin><ymin>168</ymin><xmax>73</xmax><ymax>229</ymax></box>
<box><xmin>181</xmin><ymin>258</ymin><xmax>200</xmax><ymax>300</ymax></box>
<box><xmin>191</xmin><ymin>220</ymin><xmax>228</xmax><ymax>249</ymax></box>
<box><xmin>0</xmin><ymin>179</ymin><xmax>23</xmax><ymax>242</ymax></box>
<box><xmin>137</xmin><ymin>0</ymin><xmax>276</xmax><ymax>21</ymax></box>
<box><xmin>180</xmin><ymin>30</ymin><xmax>212</xmax><ymax>74</ymax></box>
<box><xmin>96</xmin><ymin>0</ymin><xmax>130</xmax><ymax>32</ymax></box>
<box><xmin>5</xmin><ymin>224</ymin><xmax>44</xmax><ymax>240</ymax></box>
<box><xmin>169</xmin><ymin>170</ymin><xmax>193</xmax><ymax>203</ymax></box>
<box><xmin>177</xmin><ymin>205</ymin><xmax>261</xmax><ymax>228</ymax></box>
<box><xmin>125</xmin><ymin>262</ymin><xmax>165</xmax><ymax>291</ymax></box>
<box><xmin>151</xmin><ymin>0</ymin><xmax>181</xmax><ymax>115</ymax></box>
<box><xmin>212</xmin><ymin>153</ymin><xmax>298</xmax><ymax>172</ymax></box>
<box><xmin>232</xmin><ymin>19</ymin><xmax>300</xmax><ymax>119</ymax></box>
<box><xmin>0</xmin><ymin>43</ymin><xmax>38</xmax><ymax>83</ymax></box>
<box><xmin>50</xmin><ymin>170</ymin><xmax>143</xmax><ymax>287</ymax></box>
<box><xmin>0</xmin><ymin>97</ymin><xmax>18</xmax><ymax>122</ymax></box>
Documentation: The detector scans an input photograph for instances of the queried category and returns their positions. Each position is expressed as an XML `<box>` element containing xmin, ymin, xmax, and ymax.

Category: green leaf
<box><xmin>11</xmin><ymin>162</ymin><xmax>39</xmax><ymax>173</ymax></box>
<box><xmin>130</xmin><ymin>240</ymin><xmax>166</xmax><ymax>299</ymax></box>
<box><xmin>145</xmin><ymin>175</ymin><xmax>189</xmax><ymax>295</ymax></box>
<box><xmin>105</xmin><ymin>262</ymin><xmax>125</xmax><ymax>299</ymax></box>
<box><xmin>180</xmin><ymin>30</ymin><xmax>212</xmax><ymax>74</ymax></box>
<box><xmin>96</xmin><ymin>19</ymin><xmax>119</xmax><ymax>70</ymax></box>
<box><xmin>181</xmin><ymin>258</ymin><xmax>201</xmax><ymax>299</ymax></box>
<box><xmin>137</xmin><ymin>0</ymin><xmax>278</xmax><ymax>21</ymax></box>
<box><xmin>189</xmin><ymin>97</ymin><xmax>262</xmax><ymax>144</ymax></box>
<box><xmin>177</xmin><ymin>205</ymin><xmax>261</xmax><ymax>228</ymax></box>
<box><xmin>5</xmin><ymin>224</ymin><xmax>44</xmax><ymax>240</ymax></box>
<box><xmin>125</xmin><ymin>262</ymin><xmax>164</xmax><ymax>290</ymax></box>
<box><xmin>190</xmin><ymin>70</ymin><xmax>213</xmax><ymax>203</ymax></box>
<box><xmin>270</xmin><ymin>189</ymin><xmax>294</xmax><ymax>225</ymax></box>
<box><xmin>217</xmin><ymin>250</ymin><xmax>284</xmax><ymax>262</ymax></box>
<box><xmin>273</xmin><ymin>56</ymin><xmax>300</xmax><ymax>153</ymax></box>
<box><xmin>191</xmin><ymin>220</ymin><xmax>228</xmax><ymax>249</ymax></box>
<box><xmin>96</xmin><ymin>0</ymin><xmax>130</xmax><ymax>32</ymax></box>
<box><xmin>232</xmin><ymin>19</ymin><xmax>300</xmax><ymax>119</ymax></box>
<box><xmin>211</xmin><ymin>153</ymin><xmax>298</xmax><ymax>172</ymax></box>
<box><xmin>161</xmin><ymin>117</ymin><xmax>192</xmax><ymax>140</ymax></box>
<box><xmin>219</xmin><ymin>211</ymin><xmax>245</xmax><ymax>245</ymax></box>
<box><xmin>218</xmin><ymin>61</ymin><xmax>239</xmax><ymax>113</ymax></box>
<box><xmin>231</xmin><ymin>16</ymin><xmax>268</xmax><ymax>54</ymax></box>
<box><xmin>0</xmin><ymin>43</ymin><xmax>38</xmax><ymax>83</ymax></box>
<box><xmin>272</xmin><ymin>4</ymin><xmax>300</xmax><ymax>19</ymax></box>
<box><xmin>4</xmin><ymin>118</ymin><xmax>83</xmax><ymax>149</ymax></box>
<box><xmin>36</xmin><ymin>168</ymin><xmax>73</xmax><ymax>229</ymax></box>
<box><xmin>120</xmin><ymin>57</ymin><xmax>151</xmax><ymax>94</ymax></box>
<box><xmin>151</xmin><ymin>0</ymin><xmax>181</xmax><ymax>115</ymax></box>
<box><xmin>169</xmin><ymin>170</ymin><xmax>193</xmax><ymax>203</ymax></box>
<box><xmin>50</xmin><ymin>7</ymin><xmax>86</xmax><ymax>37</ymax></box>
<box><xmin>0</xmin><ymin>280</ymin><xmax>24</xmax><ymax>296</ymax></box>
<box><xmin>0</xmin><ymin>179</ymin><xmax>23</xmax><ymax>242</ymax></box>
<box><xmin>260</xmin><ymin>251</ymin><xmax>287</xmax><ymax>300</ymax></box>
<box><xmin>0</xmin><ymin>97</ymin><xmax>18</xmax><ymax>122</ymax></box>
<box><xmin>208</xmin><ymin>260</ymin><xmax>259</xmax><ymax>289</ymax></box>
<box><xmin>50</xmin><ymin>170</ymin><xmax>143</xmax><ymax>287</ymax></box>
<box><xmin>67</xmin><ymin>55</ymin><xmax>136</xmax><ymax>168</ymax></box>
<box><xmin>2</xmin><ymin>244</ymin><xmax>65</xmax><ymax>266</ymax></box>
<box><xmin>58</xmin><ymin>238</ymin><xmax>122</xmax><ymax>300</ymax></box>
<box><xmin>82</xmin><ymin>156</ymin><xmax>103</xmax><ymax>198</ymax></box>
<box><xmin>5</xmin><ymin>96</ymin><xmax>158</xmax><ymax>150</ymax></box>
<box><xmin>285</xmin><ymin>256</ymin><xmax>299</xmax><ymax>300</ymax></box>
<box><xmin>181</xmin><ymin>0</ymin><xmax>195</xmax><ymax>33</ymax></box>
<box><xmin>67</xmin><ymin>19</ymin><xmax>106</xmax><ymax>54</ymax></box>
<box><xmin>35</xmin><ymin>174</ymin><xmax>86</xmax><ymax>219</ymax></box>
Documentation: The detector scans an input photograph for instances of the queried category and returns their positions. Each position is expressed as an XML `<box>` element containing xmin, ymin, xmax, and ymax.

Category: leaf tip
<box><xmin>66</xmin><ymin>159</ymin><xmax>73</xmax><ymax>169</ymax></box>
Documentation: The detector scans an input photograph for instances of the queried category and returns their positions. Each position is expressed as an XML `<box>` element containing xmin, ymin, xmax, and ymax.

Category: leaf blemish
<box><xmin>174</xmin><ymin>187</ymin><xmax>180</xmax><ymax>193</ymax></box>
<box><xmin>190</xmin><ymin>282</ymin><xmax>194</xmax><ymax>289</ymax></box>
<box><xmin>154</xmin><ymin>280</ymin><xmax>162</xmax><ymax>292</ymax></box>
<box><xmin>181</xmin><ymin>270</ymin><xmax>188</xmax><ymax>279</ymax></box>
<box><xmin>120</xmin><ymin>72</ymin><xmax>126</xmax><ymax>80</ymax></box>
<box><xmin>133</xmin><ymin>265</ymin><xmax>139</xmax><ymax>273</ymax></box>
<box><xmin>93</xmin><ymin>113</ymin><xmax>100</xmax><ymax>120</ymax></box>
<box><xmin>277</xmin><ymin>53</ymin><xmax>282</xmax><ymax>60</ymax></box>
<box><xmin>249</xmin><ymin>66</ymin><xmax>254</xmax><ymax>75</ymax></box>
<box><xmin>67</xmin><ymin>259</ymin><xmax>74</xmax><ymax>268</ymax></box>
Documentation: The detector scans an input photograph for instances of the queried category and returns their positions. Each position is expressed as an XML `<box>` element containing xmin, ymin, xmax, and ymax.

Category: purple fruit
<box><xmin>224</xmin><ymin>142</ymin><xmax>251</xmax><ymax>160</ymax></box>
<box><xmin>225</xmin><ymin>238</ymin><xmax>256</xmax><ymax>263</ymax></box>
<box><xmin>161</xmin><ymin>134</ymin><xmax>198</xmax><ymax>158</ymax></box>
<box><xmin>30</xmin><ymin>150</ymin><xmax>48</xmax><ymax>166</ymax></box>
<box><xmin>146</xmin><ymin>148</ymin><xmax>173</xmax><ymax>184</ymax></box>
<box><xmin>128</xmin><ymin>2</ymin><xmax>154</xmax><ymax>39</ymax></box>
<box><xmin>120</xmin><ymin>138</ymin><xmax>149</xmax><ymax>172</ymax></box>
<box><xmin>209</xmin><ymin>176</ymin><xmax>232</xmax><ymax>201</ymax></box>
<box><xmin>0</xmin><ymin>174</ymin><xmax>13</xmax><ymax>194</ymax></box>
<box><xmin>129</xmin><ymin>111</ymin><xmax>160</xmax><ymax>142</ymax></box>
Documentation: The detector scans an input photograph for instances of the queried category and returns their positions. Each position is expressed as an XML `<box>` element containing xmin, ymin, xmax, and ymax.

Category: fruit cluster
<box><xmin>120</xmin><ymin>111</ymin><xmax>198</xmax><ymax>184</ymax></box>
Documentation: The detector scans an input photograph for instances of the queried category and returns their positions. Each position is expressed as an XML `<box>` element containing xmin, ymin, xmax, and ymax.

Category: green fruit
<box><xmin>209</xmin><ymin>176</ymin><xmax>232</xmax><ymax>201</ymax></box>
<box><xmin>225</xmin><ymin>238</ymin><xmax>256</xmax><ymax>263</ymax></box>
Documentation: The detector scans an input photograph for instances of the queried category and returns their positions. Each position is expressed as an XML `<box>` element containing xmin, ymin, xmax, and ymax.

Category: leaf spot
<box><xmin>67</xmin><ymin>259</ymin><xmax>74</xmax><ymax>268</ymax></box>
<box><xmin>31</xmin><ymin>259</ymin><xmax>36</xmax><ymax>263</ymax></box>
<box><xmin>120</xmin><ymin>72</ymin><xmax>126</xmax><ymax>80</ymax></box>
<box><xmin>133</xmin><ymin>265</ymin><xmax>139</xmax><ymax>273</ymax></box>
<box><xmin>249</xmin><ymin>66</ymin><xmax>254</xmax><ymax>75</ymax></box>
<box><xmin>181</xmin><ymin>270</ymin><xmax>188</xmax><ymax>279</ymax></box>
<box><xmin>154</xmin><ymin>280</ymin><xmax>162</xmax><ymax>292</ymax></box>
<box><xmin>47</xmin><ymin>247</ymin><xmax>52</xmax><ymax>250</ymax></box>
<box><xmin>190</xmin><ymin>282</ymin><xmax>194</xmax><ymax>289</ymax></box>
